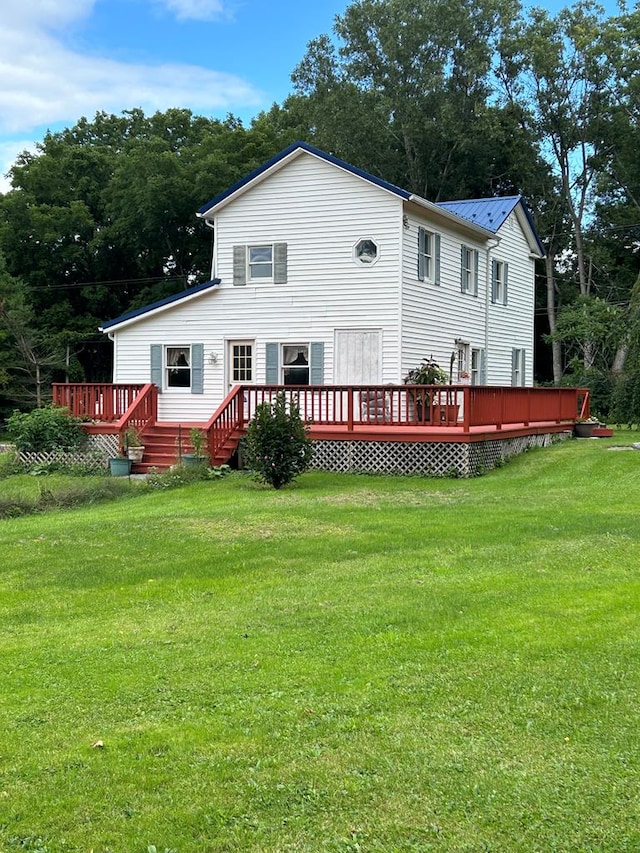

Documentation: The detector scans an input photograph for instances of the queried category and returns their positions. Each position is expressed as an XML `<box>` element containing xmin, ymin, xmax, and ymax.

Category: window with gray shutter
<box><xmin>274</xmin><ymin>243</ymin><xmax>288</xmax><ymax>283</ymax></box>
<box><xmin>233</xmin><ymin>246</ymin><xmax>247</xmax><ymax>286</ymax></box>
<box><xmin>310</xmin><ymin>342</ymin><xmax>324</xmax><ymax>385</ymax></box>
<box><xmin>265</xmin><ymin>342</ymin><xmax>279</xmax><ymax>384</ymax></box>
<box><xmin>191</xmin><ymin>343</ymin><xmax>204</xmax><ymax>394</ymax></box>
<box><xmin>150</xmin><ymin>344</ymin><xmax>162</xmax><ymax>391</ymax></box>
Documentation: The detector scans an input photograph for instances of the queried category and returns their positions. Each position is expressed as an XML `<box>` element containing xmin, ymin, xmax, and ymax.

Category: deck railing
<box><xmin>55</xmin><ymin>382</ymin><xmax>589</xmax><ymax>461</ymax></box>
<box><xmin>53</xmin><ymin>383</ymin><xmax>146</xmax><ymax>422</ymax></box>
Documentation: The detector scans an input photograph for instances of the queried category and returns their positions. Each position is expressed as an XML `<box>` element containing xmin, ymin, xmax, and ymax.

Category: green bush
<box><xmin>610</xmin><ymin>368</ymin><xmax>640</xmax><ymax>427</ymax></box>
<box><xmin>7</xmin><ymin>406</ymin><xmax>86</xmax><ymax>452</ymax></box>
<box><xmin>244</xmin><ymin>391</ymin><xmax>313</xmax><ymax>489</ymax></box>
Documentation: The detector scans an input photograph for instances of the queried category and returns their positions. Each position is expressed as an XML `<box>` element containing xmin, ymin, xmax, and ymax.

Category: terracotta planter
<box><xmin>432</xmin><ymin>403</ymin><xmax>460</xmax><ymax>425</ymax></box>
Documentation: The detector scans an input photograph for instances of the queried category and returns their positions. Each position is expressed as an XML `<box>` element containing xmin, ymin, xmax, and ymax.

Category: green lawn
<box><xmin>1</xmin><ymin>433</ymin><xmax>640</xmax><ymax>852</ymax></box>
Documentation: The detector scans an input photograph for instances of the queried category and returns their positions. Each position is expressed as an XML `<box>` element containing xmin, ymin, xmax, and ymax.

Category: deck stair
<box><xmin>132</xmin><ymin>422</ymin><xmax>244</xmax><ymax>473</ymax></box>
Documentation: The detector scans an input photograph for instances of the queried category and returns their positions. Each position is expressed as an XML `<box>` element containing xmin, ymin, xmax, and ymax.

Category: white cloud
<box><xmin>158</xmin><ymin>0</ymin><xmax>226</xmax><ymax>21</ymax></box>
<box><xmin>0</xmin><ymin>139</ymin><xmax>38</xmax><ymax>194</ymax></box>
<box><xmin>0</xmin><ymin>0</ymin><xmax>262</xmax><ymax>137</ymax></box>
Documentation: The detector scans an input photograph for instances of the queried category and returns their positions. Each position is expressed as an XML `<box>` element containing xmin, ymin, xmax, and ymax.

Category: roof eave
<box><xmin>408</xmin><ymin>195</ymin><xmax>496</xmax><ymax>239</ymax></box>
<box><xmin>99</xmin><ymin>279</ymin><xmax>221</xmax><ymax>333</ymax></box>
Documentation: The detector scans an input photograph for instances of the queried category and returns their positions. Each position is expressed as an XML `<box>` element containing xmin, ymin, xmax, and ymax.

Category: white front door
<box><xmin>227</xmin><ymin>340</ymin><xmax>255</xmax><ymax>389</ymax></box>
<box><xmin>334</xmin><ymin>329</ymin><xmax>382</xmax><ymax>383</ymax></box>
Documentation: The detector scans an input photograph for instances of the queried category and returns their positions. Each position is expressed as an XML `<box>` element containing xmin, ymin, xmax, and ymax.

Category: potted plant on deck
<box><xmin>404</xmin><ymin>357</ymin><xmax>449</xmax><ymax>423</ymax></box>
<box><xmin>123</xmin><ymin>425</ymin><xmax>145</xmax><ymax>462</ymax></box>
<box><xmin>183</xmin><ymin>427</ymin><xmax>209</xmax><ymax>466</ymax></box>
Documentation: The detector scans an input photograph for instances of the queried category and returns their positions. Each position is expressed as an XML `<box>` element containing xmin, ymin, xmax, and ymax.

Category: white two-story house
<box><xmin>100</xmin><ymin>141</ymin><xmax>545</xmax><ymax>423</ymax></box>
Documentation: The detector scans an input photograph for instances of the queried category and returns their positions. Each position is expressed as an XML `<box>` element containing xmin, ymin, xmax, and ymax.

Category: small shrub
<box><xmin>7</xmin><ymin>406</ymin><xmax>85</xmax><ymax>452</ymax></box>
<box><xmin>244</xmin><ymin>391</ymin><xmax>313</xmax><ymax>489</ymax></box>
<box><xmin>0</xmin><ymin>449</ymin><xmax>23</xmax><ymax>479</ymax></box>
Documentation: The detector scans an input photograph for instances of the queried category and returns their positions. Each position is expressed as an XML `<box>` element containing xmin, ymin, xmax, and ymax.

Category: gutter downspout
<box><xmin>205</xmin><ymin>218</ymin><xmax>216</xmax><ymax>280</ymax></box>
<box><xmin>484</xmin><ymin>238</ymin><xmax>500</xmax><ymax>382</ymax></box>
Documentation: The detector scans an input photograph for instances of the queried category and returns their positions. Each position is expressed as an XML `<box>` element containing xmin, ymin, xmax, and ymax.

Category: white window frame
<box><xmin>420</xmin><ymin>230</ymin><xmax>433</xmax><ymax>280</ymax></box>
<box><xmin>470</xmin><ymin>347</ymin><xmax>484</xmax><ymax>385</ymax></box>
<box><xmin>282</xmin><ymin>343</ymin><xmax>310</xmax><ymax>385</ymax></box>
<box><xmin>165</xmin><ymin>345</ymin><xmax>191</xmax><ymax>390</ymax></box>
<box><xmin>247</xmin><ymin>244</ymin><xmax>273</xmax><ymax>281</ymax></box>
<box><xmin>353</xmin><ymin>238</ymin><xmax>379</xmax><ymax>266</ymax></box>
<box><xmin>229</xmin><ymin>341</ymin><xmax>254</xmax><ymax>384</ymax></box>
<box><xmin>461</xmin><ymin>246</ymin><xmax>479</xmax><ymax>295</ymax></box>
<box><xmin>493</xmin><ymin>260</ymin><xmax>507</xmax><ymax>305</ymax></box>
<box><xmin>512</xmin><ymin>348</ymin><xmax>525</xmax><ymax>386</ymax></box>
<box><xmin>456</xmin><ymin>341</ymin><xmax>470</xmax><ymax>382</ymax></box>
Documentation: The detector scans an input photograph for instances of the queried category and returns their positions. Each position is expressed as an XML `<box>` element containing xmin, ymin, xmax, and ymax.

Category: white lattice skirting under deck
<box><xmin>18</xmin><ymin>434</ymin><xmax>119</xmax><ymax>471</ymax></box>
<box><xmin>309</xmin><ymin>432</ymin><xmax>571</xmax><ymax>478</ymax></box>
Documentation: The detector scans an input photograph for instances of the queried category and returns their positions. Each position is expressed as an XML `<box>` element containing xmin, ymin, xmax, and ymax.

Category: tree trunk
<box><xmin>545</xmin><ymin>253</ymin><xmax>563</xmax><ymax>385</ymax></box>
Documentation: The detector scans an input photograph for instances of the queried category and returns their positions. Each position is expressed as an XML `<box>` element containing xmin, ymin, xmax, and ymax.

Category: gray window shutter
<box><xmin>480</xmin><ymin>348</ymin><xmax>487</xmax><ymax>384</ymax></box>
<box><xmin>418</xmin><ymin>228</ymin><xmax>425</xmax><ymax>281</ymax></box>
<box><xmin>265</xmin><ymin>342</ymin><xmax>279</xmax><ymax>384</ymax></box>
<box><xmin>434</xmin><ymin>234</ymin><xmax>441</xmax><ymax>285</ymax></box>
<box><xmin>460</xmin><ymin>246</ymin><xmax>466</xmax><ymax>292</ymax></box>
<box><xmin>233</xmin><ymin>245</ymin><xmax>246</xmax><ymax>286</ymax></box>
<box><xmin>491</xmin><ymin>259</ymin><xmax>498</xmax><ymax>303</ymax></box>
<box><xmin>274</xmin><ymin>243</ymin><xmax>288</xmax><ymax>284</ymax></box>
<box><xmin>503</xmin><ymin>262</ymin><xmax>509</xmax><ymax>305</ymax></box>
<box><xmin>310</xmin><ymin>341</ymin><xmax>325</xmax><ymax>385</ymax></box>
<box><xmin>511</xmin><ymin>348</ymin><xmax>518</xmax><ymax>386</ymax></box>
<box><xmin>521</xmin><ymin>347</ymin><xmax>525</xmax><ymax>383</ymax></box>
<box><xmin>150</xmin><ymin>344</ymin><xmax>162</xmax><ymax>391</ymax></box>
<box><xmin>473</xmin><ymin>250</ymin><xmax>479</xmax><ymax>296</ymax></box>
<box><xmin>191</xmin><ymin>343</ymin><xmax>204</xmax><ymax>394</ymax></box>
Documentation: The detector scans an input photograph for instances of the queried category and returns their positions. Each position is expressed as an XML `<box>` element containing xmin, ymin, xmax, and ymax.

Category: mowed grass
<box><xmin>1</xmin><ymin>434</ymin><xmax>640</xmax><ymax>852</ymax></box>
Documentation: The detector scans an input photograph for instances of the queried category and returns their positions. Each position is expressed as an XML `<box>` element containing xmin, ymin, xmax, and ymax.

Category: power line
<box><xmin>27</xmin><ymin>275</ymin><xmax>189</xmax><ymax>292</ymax></box>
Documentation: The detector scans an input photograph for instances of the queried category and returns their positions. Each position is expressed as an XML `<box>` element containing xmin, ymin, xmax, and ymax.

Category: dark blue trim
<box><xmin>197</xmin><ymin>141</ymin><xmax>412</xmax><ymax>216</ymax></box>
<box><xmin>100</xmin><ymin>279</ymin><xmax>221</xmax><ymax>330</ymax></box>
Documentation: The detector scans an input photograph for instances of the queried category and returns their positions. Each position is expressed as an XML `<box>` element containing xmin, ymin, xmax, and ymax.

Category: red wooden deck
<box><xmin>53</xmin><ymin>382</ymin><xmax>588</xmax><ymax>470</ymax></box>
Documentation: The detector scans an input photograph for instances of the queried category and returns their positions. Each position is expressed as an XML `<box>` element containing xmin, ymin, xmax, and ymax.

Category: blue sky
<box><xmin>0</xmin><ymin>0</ymin><xmax>622</xmax><ymax>193</ymax></box>
<box><xmin>0</xmin><ymin>0</ymin><xmax>346</xmax><ymax>191</ymax></box>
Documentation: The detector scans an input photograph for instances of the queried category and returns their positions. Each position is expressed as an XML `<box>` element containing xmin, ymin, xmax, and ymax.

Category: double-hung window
<box><xmin>491</xmin><ymin>260</ymin><xmax>509</xmax><ymax>305</ymax></box>
<box><xmin>460</xmin><ymin>245</ymin><xmax>479</xmax><ymax>295</ymax></box>
<box><xmin>512</xmin><ymin>348</ymin><xmax>526</xmax><ymax>386</ymax></box>
<box><xmin>233</xmin><ymin>243</ymin><xmax>288</xmax><ymax>285</ymax></box>
<box><xmin>166</xmin><ymin>346</ymin><xmax>191</xmax><ymax>388</ymax></box>
<box><xmin>418</xmin><ymin>227</ymin><xmax>440</xmax><ymax>284</ymax></box>
<box><xmin>248</xmin><ymin>245</ymin><xmax>273</xmax><ymax>280</ymax></box>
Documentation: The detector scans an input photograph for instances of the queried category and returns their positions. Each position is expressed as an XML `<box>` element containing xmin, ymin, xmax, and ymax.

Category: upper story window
<box><xmin>460</xmin><ymin>245</ymin><xmax>479</xmax><ymax>296</ymax></box>
<box><xmin>354</xmin><ymin>239</ymin><xmax>379</xmax><ymax>265</ymax></box>
<box><xmin>166</xmin><ymin>346</ymin><xmax>191</xmax><ymax>388</ymax></box>
<box><xmin>233</xmin><ymin>243</ymin><xmax>288</xmax><ymax>286</ymax></box>
<box><xmin>248</xmin><ymin>245</ymin><xmax>273</xmax><ymax>280</ymax></box>
<box><xmin>491</xmin><ymin>259</ymin><xmax>509</xmax><ymax>305</ymax></box>
<box><xmin>418</xmin><ymin>227</ymin><xmax>441</xmax><ymax>284</ymax></box>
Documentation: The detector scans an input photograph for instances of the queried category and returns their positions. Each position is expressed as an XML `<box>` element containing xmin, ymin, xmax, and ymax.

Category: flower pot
<box><xmin>574</xmin><ymin>422</ymin><xmax>597</xmax><ymax>438</ymax></box>
<box><xmin>182</xmin><ymin>453</ymin><xmax>208</xmax><ymax>467</ymax></box>
<box><xmin>126</xmin><ymin>446</ymin><xmax>145</xmax><ymax>462</ymax></box>
<box><xmin>109</xmin><ymin>457</ymin><xmax>132</xmax><ymax>476</ymax></box>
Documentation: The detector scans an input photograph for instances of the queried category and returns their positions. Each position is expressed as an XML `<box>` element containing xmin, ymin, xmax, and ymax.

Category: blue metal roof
<box><xmin>197</xmin><ymin>140</ymin><xmax>412</xmax><ymax>216</ymax></box>
<box><xmin>436</xmin><ymin>196</ymin><xmax>521</xmax><ymax>231</ymax></box>
<box><xmin>100</xmin><ymin>278</ymin><xmax>220</xmax><ymax>331</ymax></box>
<box><xmin>437</xmin><ymin>196</ymin><xmax>545</xmax><ymax>256</ymax></box>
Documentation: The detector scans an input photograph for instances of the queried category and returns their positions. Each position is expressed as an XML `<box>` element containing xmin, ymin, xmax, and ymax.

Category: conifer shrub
<box><xmin>244</xmin><ymin>391</ymin><xmax>313</xmax><ymax>489</ymax></box>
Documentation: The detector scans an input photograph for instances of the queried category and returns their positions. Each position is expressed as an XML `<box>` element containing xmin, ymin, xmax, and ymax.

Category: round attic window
<box><xmin>354</xmin><ymin>238</ymin><xmax>379</xmax><ymax>265</ymax></box>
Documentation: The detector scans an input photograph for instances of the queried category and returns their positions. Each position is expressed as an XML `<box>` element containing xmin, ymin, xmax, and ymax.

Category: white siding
<box><xmin>401</xmin><ymin>208</ymin><xmax>536</xmax><ymax>385</ymax></box>
<box><xmin>401</xmin><ymin>215</ymin><xmax>487</xmax><ymax>381</ymax></box>
<box><xmin>486</xmin><ymin>212</ymin><xmax>535</xmax><ymax>385</ymax></box>
<box><xmin>112</xmin><ymin>152</ymin><xmax>404</xmax><ymax>420</ymax></box>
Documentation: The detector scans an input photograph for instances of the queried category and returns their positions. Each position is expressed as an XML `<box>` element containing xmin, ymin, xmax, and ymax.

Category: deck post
<box><xmin>347</xmin><ymin>389</ymin><xmax>354</xmax><ymax>431</ymax></box>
